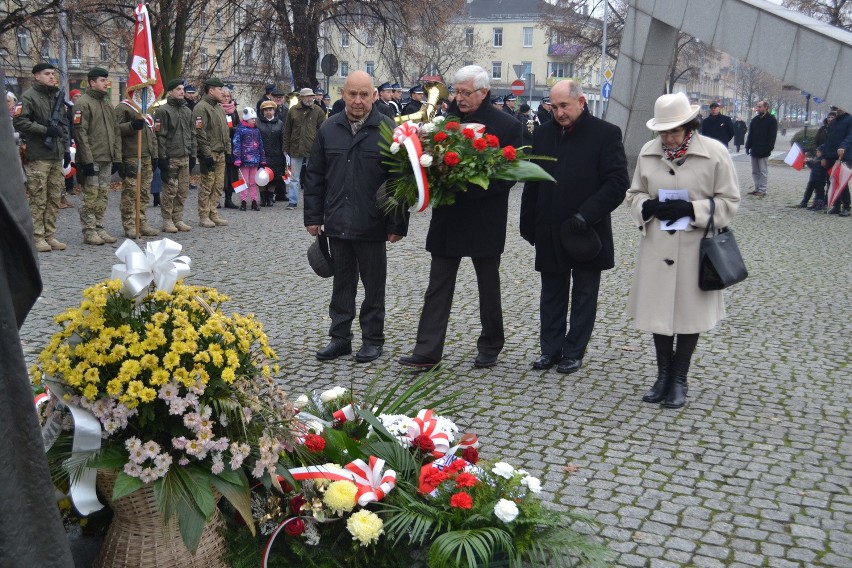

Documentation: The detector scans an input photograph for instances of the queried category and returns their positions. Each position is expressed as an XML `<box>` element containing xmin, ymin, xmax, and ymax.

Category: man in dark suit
<box><xmin>399</xmin><ymin>65</ymin><xmax>522</xmax><ymax>370</ymax></box>
<box><xmin>700</xmin><ymin>102</ymin><xmax>734</xmax><ymax>148</ymax></box>
<box><xmin>375</xmin><ymin>82</ymin><xmax>396</xmax><ymax>118</ymax></box>
<box><xmin>520</xmin><ymin>79</ymin><xmax>629</xmax><ymax>374</ymax></box>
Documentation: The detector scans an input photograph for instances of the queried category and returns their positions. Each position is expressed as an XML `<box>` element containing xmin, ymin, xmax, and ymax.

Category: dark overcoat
<box><xmin>520</xmin><ymin>109</ymin><xmax>629</xmax><ymax>273</ymax></box>
<box><xmin>425</xmin><ymin>97</ymin><xmax>523</xmax><ymax>257</ymax></box>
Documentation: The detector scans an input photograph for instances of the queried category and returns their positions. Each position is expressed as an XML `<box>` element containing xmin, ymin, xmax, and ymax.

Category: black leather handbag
<box><xmin>698</xmin><ymin>199</ymin><xmax>748</xmax><ymax>290</ymax></box>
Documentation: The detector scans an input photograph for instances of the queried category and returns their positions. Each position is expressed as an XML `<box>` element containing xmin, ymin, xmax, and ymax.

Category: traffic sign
<box><xmin>601</xmin><ymin>81</ymin><xmax>612</xmax><ymax>100</ymax></box>
<box><xmin>603</xmin><ymin>68</ymin><xmax>613</xmax><ymax>82</ymax></box>
<box><xmin>510</xmin><ymin>79</ymin><xmax>525</xmax><ymax>96</ymax></box>
<box><xmin>320</xmin><ymin>54</ymin><xmax>338</xmax><ymax>77</ymax></box>
<box><xmin>814</xmin><ymin>97</ymin><xmax>824</xmax><ymax>104</ymax></box>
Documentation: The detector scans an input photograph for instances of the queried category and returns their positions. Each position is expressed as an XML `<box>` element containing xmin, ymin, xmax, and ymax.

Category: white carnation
<box><xmin>493</xmin><ymin>498</ymin><xmax>519</xmax><ymax>523</ymax></box>
<box><xmin>294</xmin><ymin>394</ymin><xmax>309</xmax><ymax>407</ymax></box>
<box><xmin>491</xmin><ymin>461</ymin><xmax>515</xmax><ymax>479</ymax></box>
<box><xmin>521</xmin><ymin>475</ymin><xmax>542</xmax><ymax>493</ymax></box>
<box><xmin>319</xmin><ymin>386</ymin><xmax>347</xmax><ymax>403</ymax></box>
<box><xmin>420</xmin><ymin>122</ymin><xmax>436</xmax><ymax>134</ymax></box>
<box><xmin>419</xmin><ymin>154</ymin><xmax>433</xmax><ymax>167</ymax></box>
<box><xmin>390</xmin><ymin>142</ymin><xmax>400</xmax><ymax>154</ymax></box>
<box><xmin>432</xmin><ymin>116</ymin><xmax>445</xmax><ymax>124</ymax></box>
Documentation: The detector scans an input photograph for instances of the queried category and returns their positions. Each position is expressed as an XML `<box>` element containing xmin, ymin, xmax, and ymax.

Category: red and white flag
<box><xmin>127</xmin><ymin>4</ymin><xmax>163</xmax><ymax>108</ymax></box>
<box><xmin>232</xmin><ymin>177</ymin><xmax>248</xmax><ymax>195</ymax></box>
<box><xmin>783</xmin><ymin>143</ymin><xmax>805</xmax><ymax>171</ymax></box>
<box><xmin>827</xmin><ymin>161</ymin><xmax>852</xmax><ymax>207</ymax></box>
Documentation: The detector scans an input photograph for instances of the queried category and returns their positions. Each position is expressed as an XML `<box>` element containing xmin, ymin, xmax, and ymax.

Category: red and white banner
<box><xmin>828</xmin><ymin>161</ymin><xmax>852</xmax><ymax>207</ymax></box>
<box><xmin>783</xmin><ymin>143</ymin><xmax>805</xmax><ymax>171</ymax></box>
<box><xmin>127</xmin><ymin>4</ymin><xmax>163</xmax><ymax>105</ymax></box>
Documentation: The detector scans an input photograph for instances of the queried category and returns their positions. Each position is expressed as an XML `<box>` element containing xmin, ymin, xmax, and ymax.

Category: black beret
<box><xmin>32</xmin><ymin>62</ymin><xmax>56</xmax><ymax>74</ymax></box>
<box><xmin>87</xmin><ymin>67</ymin><xmax>109</xmax><ymax>79</ymax></box>
<box><xmin>204</xmin><ymin>77</ymin><xmax>225</xmax><ymax>88</ymax></box>
<box><xmin>166</xmin><ymin>78</ymin><xmax>184</xmax><ymax>92</ymax></box>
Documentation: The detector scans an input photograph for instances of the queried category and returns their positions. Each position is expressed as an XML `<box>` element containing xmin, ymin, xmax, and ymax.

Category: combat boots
<box><xmin>97</xmin><ymin>228</ymin><xmax>118</xmax><ymax>244</ymax></box>
<box><xmin>84</xmin><ymin>230</ymin><xmax>105</xmax><ymax>245</ymax></box>
<box><xmin>162</xmin><ymin>220</ymin><xmax>178</xmax><ymax>233</ymax></box>
<box><xmin>174</xmin><ymin>221</ymin><xmax>192</xmax><ymax>231</ymax></box>
<box><xmin>34</xmin><ymin>238</ymin><xmax>52</xmax><ymax>252</ymax></box>
<box><xmin>209</xmin><ymin>210</ymin><xmax>229</xmax><ymax>226</ymax></box>
<box><xmin>141</xmin><ymin>225</ymin><xmax>159</xmax><ymax>236</ymax></box>
<box><xmin>45</xmin><ymin>237</ymin><xmax>67</xmax><ymax>250</ymax></box>
<box><xmin>198</xmin><ymin>213</ymin><xmax>216</xmax><ymax>228</ymax></box>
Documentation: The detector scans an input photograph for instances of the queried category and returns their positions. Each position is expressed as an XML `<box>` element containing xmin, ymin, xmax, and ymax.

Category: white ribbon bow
<box><xmin>111</xmin><ymin>238</ymin><xmax>191</xmax><ymax>298</ymax></box>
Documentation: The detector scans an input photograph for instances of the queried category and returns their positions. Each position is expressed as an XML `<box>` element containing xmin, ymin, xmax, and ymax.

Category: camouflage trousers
<box><xmin>120</xmin><ymin>158</ymin><xmax>153</xmax><ymax>231</ymax></box>
<box><xmin>161</xmin><ymin>156</ymin><xmax>189</xmax><ymax>224</ymax></box>
<box><xmin>199</xmin><ymin>152</ymin><xmax>225</xmax><ymax>219</ymax></box>
<box><xmin>24</xmin><ymin>159</ymin><xmax>64</xmax><ymax>239</ymax></box>
<box><xmin>79</xmin><ymin>161</ymin><xmax>112</xmax><ymax>235</ymax></box>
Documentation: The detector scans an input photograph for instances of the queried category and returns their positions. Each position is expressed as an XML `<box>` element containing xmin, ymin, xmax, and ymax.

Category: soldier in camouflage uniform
<box><xmin>73</xmin><ymin>67</ymin><xmax>122</xmax><ymax>245</ymax></box>
<box><xmin>115</xmin><ymin>95</ymin><xmax>159</xmax><ymax>238</ymax></box>
<box><xmin>12</xmin><ymin>62</ymin><xmax>70</xmax><ymax>252</ymax></box>
<box><xmin>155</xmin><ymin>80</ymin><xmax>196</xmax><ymax>233</ymax></box>
<box><xmin>193</xmin><ymin>77</ymin><xmax>230</xmax><ymax>228</ymax></box>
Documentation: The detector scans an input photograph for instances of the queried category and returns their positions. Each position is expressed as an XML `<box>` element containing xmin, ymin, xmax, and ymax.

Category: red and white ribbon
<box><xmin>407</xmin><ymin>408</ymin><xmax>450</xmax><ymax>456</ymax></box>
<box><xmin>262</xmin><ymin>516</ymin><xmax>308</xmax><ymax>568</ymax></box>
<box><xmin>345</xmin><ymin>456</ymin><xmax>397</xmax><ymax>506</ymax></box>
<box><xmin>332</xmin><ymin>403</ymin><xmax>356</xmax><ymax>424</ymax></box>
<box><xmin>393</xmin><ymin>121</ymin><xmax>430</xmax><ymax>212</ymax></box>
<box><xmin>446</xmin><ymin>432</ymin><xmax>479</xmax><ymax>456</ymax></box>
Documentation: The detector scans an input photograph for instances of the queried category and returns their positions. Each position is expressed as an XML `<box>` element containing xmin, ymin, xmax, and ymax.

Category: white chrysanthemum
<box><xmin>432</xmin><ymin>116</ymin><xmax>445</xmax><ymax>124</ymax></box>
<box><xmin>420</xmin><ymin>122</ymin><xmax>436</xmax><ymax>134</ymax></box>
<box><xmin>522</xmin><ymin>475</ymin><xmax>542</xmax><ymax>493</ymax></box>
<box><xmin>491</xmin><ymin>462</ymin><xmax>515</xmax><ymax>479</ymax></box>
<box><xmin>494</xmin><ymin>498</ymin><xmax>519</xmax><ymax>523</ymax></box>
<box><xmin>319</xmin><ymin>386</ymin><xmax>347</xmax><ymax>403</ymax></box>
<box><xmin>347</xmin><ymin>509</ymin><xmax>384</xmax><ymax>546</ymax></box>
<box><xmin>390</xmin><ymin>142</ymin><xmax>401</xmax><ymax>154</ymax></box>
<box><xmin>419</xmin><ymin>154</ymin><xmax>434</xmax><ymax>167</ymax></box>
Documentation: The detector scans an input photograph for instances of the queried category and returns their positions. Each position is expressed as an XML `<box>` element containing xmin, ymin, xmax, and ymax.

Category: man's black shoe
<box><xmin>316</xmin><ymin>341</ymin><xmax>352</xmax><ymax>361</ymax></box>
<box><xmin>398</xmin><ymin>354</ymin><xmax>440</xmax><ymax>371</ymax></box>
<box><xmin>532</xmin><ymin>354</ymin><xmax>559</xmax><ymax>370</ymax></box>
<box><xmin>355</xmin><ymin>344</ymin><xmax>383</xmax><ymax>363</ymax></box>
<box><xmin>557</xmin><ymin>357</ymin><xmax>583</xmax><ymax>374</ymax></box>
<box><xmin>473</xmin><ymin>352</ymin><xmax>498</xmax><ymax>368</ymax></box>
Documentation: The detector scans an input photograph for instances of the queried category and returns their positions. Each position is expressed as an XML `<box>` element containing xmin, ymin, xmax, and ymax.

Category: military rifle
<box><xmin>43</xmin><ymin>89</ymin><xmax>66</xmax><ymax>150</ymax></box>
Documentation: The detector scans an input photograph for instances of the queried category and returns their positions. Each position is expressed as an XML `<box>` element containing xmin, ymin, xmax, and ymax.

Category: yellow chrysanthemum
<box><xmin>346</xmin><ymin>510</ymin><xmax>384</xmax><ymax>546</ymax></box>
<box><xmin>323</xmin><ymin>481</ymin><xmax>358</xmax><ymax>515</ymax></box>
<box><xmin>82</xmin><ymin>383</ymin><xmax>98</xmax><ymax>400</ymax></box>
<box><xmin>150</xmin><ymin>369</ymin><xmax>170</xmax><ymax>386</ymax></box>
<box><xmin>162</xmin><ymin>352</ymin><xmax>180</xmax><ymax>370</ymax></box>
<box><xmin>221</xmin><ymin>367</ymin><xmax>236</xmax><ymax>383</ymax></box>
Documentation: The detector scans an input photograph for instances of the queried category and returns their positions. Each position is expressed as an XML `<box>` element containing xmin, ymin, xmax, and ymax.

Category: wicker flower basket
<box><xmin>94</xmin><ymin>469</ymin><xmax>229</xmax><ymax>568</ymax></box>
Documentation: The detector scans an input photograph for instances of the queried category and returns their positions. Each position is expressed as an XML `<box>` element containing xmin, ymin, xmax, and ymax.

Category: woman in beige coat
<box><xmin>626</xmin><ymin>93</ymin><xmax>740</xmax><ymax>409</ymax></box>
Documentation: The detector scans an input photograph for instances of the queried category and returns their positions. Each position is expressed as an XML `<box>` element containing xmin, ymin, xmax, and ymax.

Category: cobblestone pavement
<box><xmin>21</xmin><ymin>159</ymin><xmax>850</xmax><ymax>567</ymax></box>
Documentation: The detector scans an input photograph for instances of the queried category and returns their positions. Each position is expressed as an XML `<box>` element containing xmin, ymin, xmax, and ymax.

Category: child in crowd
<box><xmin>232</xmin><ymin>106</ymin><xmax>266</xmax><ymax>211</ymax></box>
<box><xmin>801</xmin><ymin>145</ymin><xmax>827</xmax><ymax>210</ymax></box>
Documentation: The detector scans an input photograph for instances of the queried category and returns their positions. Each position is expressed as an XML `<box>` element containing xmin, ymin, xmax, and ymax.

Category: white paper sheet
<box><xmin>658</xmin><ymin>189</ymin><xmax>690</xmax><ymax>231</ymax></box>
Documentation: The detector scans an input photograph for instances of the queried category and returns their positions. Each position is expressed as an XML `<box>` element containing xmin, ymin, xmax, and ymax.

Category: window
<box><xmin>393</xmin><ymin>34</ymin><xmax>403</xmax><ymax>48</ymax></box>
<box><xmin>366</xmin><ymin>32</ymin><xmax>375</xmax><ymax>47</ymax></box>
<box><xmin>216</xmin><ymin>50</ymin><xmax>223</xmax><ymax>71</ymax></box>
<box><xmin>523</xmin><ymin>27</ymin><xmax>533</xmax><ymax>47</ymax></box>
<box><xmin>100</xmin><ymin>40</ymin><xmax>109</xmax><ymax>62</ymax></box>
<box><xmin>463</xmin><ymin>60</ymin><xmax>473</xmax><ymax>67</ymax></box>
<box><xmin>40</xmin><ymin>37</ymin><xmax>50</xmax><ymax>59</ymax></box>
<box><xmin>548</xmin><ymin>62</ymin><xmax>574</xmax><ymax>78</ymax></box>
<box><xmin>365</xmin><ymin>61</ymin><xmax>375</xmax><ymax>77</ymax></box>
<box><xmin>71</xmin><ymin>38</ymin><xmax>82</xmax><ymax>65</ymax></box>
<box><xmin>493</xmin><ymin>28</ymin><xmax>503</xmax><ymax>47</ymax></box>
<box><xmin>200</xmin><ymin>48</ymin><xmax>208</xmax><ymax>71</ymax></box>
<box><xmin>340</xmin><ymin>61</ymin><xmax>349</xmax><ymax>77</ymax></box>
<box><xmin>464</xmin><ymin>28</ymin><xmax>474</xmax><ymax>48</ymax></box>
<box><xmin>17</xmin><ymin>30</ymin><xmax>28</xmax><ymax>54</ymax></box>
<box><xmin>340</xmin><ymin>31</ymin><xmax>350</xmax><ymax>47</ymax></box>
<box><xmin>199</xmin><ymin>10</ymin><xmax>207</xmax><ymax>28</ymax></box>
<box><xmin>491</xmin><ymin>61</ymin><xmax>502</xmax><ymax>80</ymax></box>
<box><xmin>118</xmin><ymin>47</ymin><xmax>128</xmax><ymax>65</ymax></box>
<box><xmin>216</xmin><ymin>11</ymin><xmax>224</xmax><ymax>32</ymax></box>
<box><xmin>184</xmin><ymin>47</ymin><xmax>192</xmax><ymax>68</ymax></box>
<box><xmin>244</xmin><ymin>43</ymin><xmax>254</xmax><ymax>65</ymax></box>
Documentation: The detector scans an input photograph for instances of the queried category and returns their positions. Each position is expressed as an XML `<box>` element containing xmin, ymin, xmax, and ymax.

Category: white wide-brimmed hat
<box><xmin>646</xmin><ymin>92</ymin><xmax>700</xmax><ymax>131</ymax></box>
<box><xmin>299</xmin><ymin>87</ymin><xmax>315</xmax><ymax>97</ymax></box>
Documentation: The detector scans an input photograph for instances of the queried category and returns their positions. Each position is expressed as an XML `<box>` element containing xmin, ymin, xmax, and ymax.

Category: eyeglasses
<box><xmin>659</xmin><ymin>127</ymin><xmax>685</xmax><ymax>138</ymax></box>
<box><xmin>454</xmin><ymin>88</ymin><xmax>484</xmax><ymax>98</ymax></box>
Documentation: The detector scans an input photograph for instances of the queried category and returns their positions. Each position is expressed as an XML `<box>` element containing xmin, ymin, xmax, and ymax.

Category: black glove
<box><xmin>656</xmin><ymin>199</ymin><xmax>694</xmax><ymax>222</ymax></box>
<box><xmin>112</xmin><ymin>162</ymin><xmax>124</xmax><ymax>176</ymax></box>
<box><xmin>131</xmin><ymin>118</ymin><xmax>145</xmax><ymax>130</ymax></box>
<box><xmin>563</xmin><ymin>212</ymin><xmax>588</xmax><ymax>233</ymax></box>
<box><xmin>45</xmin><ymin>125</ymin><xmax>61</xmax><ymax>138</ymax></box>
<box><xmin>189</xmin><ymin>156</ymin><xmax>196</xmax><ymax>172</ymax></box>
<box><xmin>642</xmin><ymin>198</ymin><xmax>663</xmax><ymax>221</ymax></box>
<box><xmin>63</xmin><ymin>152</ymin><xmax>71</xmax><ymax>168</ymax></box>
<box><xmin>158</xmin><ymin>158</ymin><xmax>170</xmax><ymax>182</ymax></box>
<box><xmin>81</xmin><ymin>163</ymin><xmax>96</xmax><ymax>177</ymax></box>
<box><xmin>203</xmin><ymin>156</ymin><xmax>215</xmax><ymax>170</ymax></box>
<box><xmin>225</xmin><ymin>153</ymin><xmax>235</xmax><ymax>167</ymax></box>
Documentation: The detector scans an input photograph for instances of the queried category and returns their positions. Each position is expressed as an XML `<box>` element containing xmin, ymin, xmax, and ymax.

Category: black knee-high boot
<box><xmin>664</xmin><ymin>333</ymin><xmax>699</xmax><ymax>409</ymax></box>
<box><xmin>643</xmin><ymin>334</ymin><xmax>674</xmax><ymax>403</ymax></box>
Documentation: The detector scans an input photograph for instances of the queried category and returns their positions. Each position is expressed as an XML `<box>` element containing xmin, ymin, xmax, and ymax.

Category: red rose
<box><xmin>418</xmin><ymin>465</ymin><xmax>449</xmax><ymax>494</ymax></box>
<box><xmin>445</xmin><ymin>121</ymin><xmax>460</xmax><ymax>131</ymax></box>
<box><xmin>304</xmin><ymin>434</ymin><xmax>325</xmax><ymax>452</ymax></box>
<box><xmin>455</xmin><ymin>472</ymin><xmax>478</xmax><ymax>488</ymax></box>
<box><xmin>486</xmin><ymin>134</ymin><xmax>500</xmax><ymax>148</ymax></box>
<box><xmin>472</xmin><ymin>138</ymin><xmax>487</xmax><ymax>151</ymax></box>
<box><xmin>462</xmin><ymin>128</ymin><xmax>475</xmax><ymax>139</ymax></box>
<box><xmin>289</xmin><ymin>494</ymin><xmax>307</xmax><ymax>514</ymax></box>
<box><xmin>462</xmin><ymin>447</ymin><xmax>479</xmax><ymax>464</ymax></box>
<box><xmin>502</xmin><ymin>146</ymin><xmax>517</xmax><ymax>161</ymax></box>
<box><xmin>443</xmin><ymin>152</ymin><xmax>460</xmax><ymax>167</ymax></box>
<box><xmin>284</xmin><ymin>517</ymin><xmax>305</xmax><ymax>536</ymax></box>
<box><xmin>450</xmin><ymin>492</ymin><xmax>473</xmax><ymax>509</ymax></box>
<box><xmin>412</xmin><ymin>434</ymin><xmax>436</xmax><ymax>453</ymax></box>
<box><xmin>433</xmin><ymin>131</ymin><xmax>448</xmax><ymax>143</ymax></box>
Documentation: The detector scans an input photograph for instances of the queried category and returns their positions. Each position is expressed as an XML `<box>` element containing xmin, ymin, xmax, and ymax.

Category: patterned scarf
<box><xmin>662</xmin><ymin>129</ymin><xmax>693</xmax><ymax>162</ymax></box>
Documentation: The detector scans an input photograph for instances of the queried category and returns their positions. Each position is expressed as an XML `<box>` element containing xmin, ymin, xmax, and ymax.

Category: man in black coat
<box><xmin>399</xmin><ymin>65</ymin><xmax>522</xmax><ymax>370</ymax></box>
<box><xmin>745</xmin><ymin>100</ymin><xmax>777</xmax><ymax>196</ymax></box>
<box><xmin>304</xmin><ymin>70</ymin><xmax>408</xmax><ymax>364</ymax></box>
<box><xmin>700</xmin><ymin>102</ymin><xmax>734</xmax><ymax>148</ymax></box>
<box><xmin>401</xmin><ymin>85</ymin><xmax>424</xmax><ymax>116</ymax></box>
<box><xmin>520</xmin><ymin>79</ymin><xmax>628</xmax><ymax>374</ymax></box>
<box><xmin>537</xmin><ymin>96</ymin><xmax>553</xmax><ymax>125</ymax></box>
